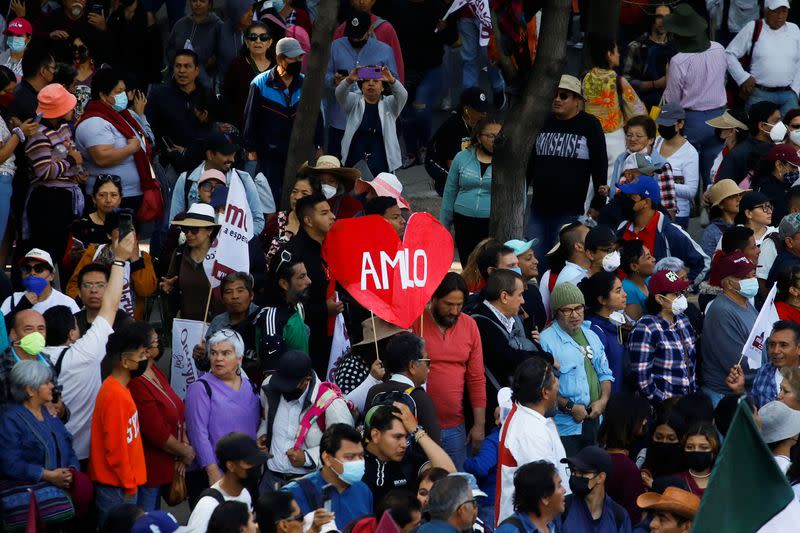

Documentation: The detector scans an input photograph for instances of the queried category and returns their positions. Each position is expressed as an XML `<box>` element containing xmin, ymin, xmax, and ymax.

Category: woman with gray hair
<box><xmin>654</xmin><ymin>256</ymin><xmax>687</xmax><ymax>276</ymax></box>
<box><xmin>184</xmin><ymin>328</ymin><xmax>261</xmax><ymax>507</ymax></box>
<box><xmin>0</xmin><ymin>360</ymin><xmax>79</xmax><ymax>487</ymax></box>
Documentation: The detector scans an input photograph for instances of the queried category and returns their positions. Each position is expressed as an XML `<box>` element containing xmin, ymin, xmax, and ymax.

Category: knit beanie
<box><xmin>550</xmin><ymin>282</ymin><xmax>585</xmax><ymax>312</ymax></box>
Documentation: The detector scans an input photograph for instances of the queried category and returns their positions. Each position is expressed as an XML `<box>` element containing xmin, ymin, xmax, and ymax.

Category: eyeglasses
<box><xmin>81</xmin><ymin>282</ymin><xmax>107</xmax><ymax>291</ymax></box>
<box><xmin>458</xmin><ymin>498</ymin><xmax>478</xmax><ymax>509</ymax></box>
<box><xmin>558</xmin><ymin>304</ymin><xmax>585</xmax><ymax>317</ymax></box>
<box><xmin>199</xmin><ymin>181</ymin><xmax>220</xmax><ymax>192</ymax></box>
<box><xmin>277</xmin><ymin>515</ymin><xmax>304</xmax><ymax>523</ymax></box>
<box><xmin>539</xmin><ymin>363</ymin><xmax>561</xmax><ymax>391</ymax></box>
<box><xmin>180</xmin><ymin>226</ymin><xmax>202</xmax><ymax>235</ymax></box>
<box><xmin>97</xmin><ymin>174</ymin><xmax>122</xmax><ymax>184</ymax></box>
<box><xmin>555</xmin><ymin>90</ymin><xmax>573</xmax><ymax>101</ymax></box>
<box><xmin>625</xmin><ymin>133</ymin><xmax>647</xmax><ymax>140</ymax></box>
<box><xmin>21</xmin><ymin>263</ymin><xmax>51</xmax><ymax>274</ymax></box>
<box><xmin>753</xmin><ymin>203</ymin><xmax>774</xmax><ymax>213</ymax></box>
<box><xmin>480</xmin><ymin>133</ymin><xmax>498</xmax><ymax>140</ymax></box>
<box><xmin>416</xmin><ymin>358</ymin><xmax>431</xmax><ymax>366</ymax></box>
<box><xmin>247</xmin><ymin>33</ymin><xmax>271</xmax><ymax>42</ymax></box>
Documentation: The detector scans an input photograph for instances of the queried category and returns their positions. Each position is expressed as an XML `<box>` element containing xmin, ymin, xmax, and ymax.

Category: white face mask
<box><xmin>669</xmin><ymin>294</ymin><xmax>688</xmax><ymax>315</ymax></box>
<box><xmin>790</xmin><ymin>129</ymin><xmax>800</xmax><ymax>147</ymax></box>
<box><xmin>321</xmin><ymin>184</ymin><xmax>337</xmax><ymax>199</ymax></box>
<box><xmin>770</xmin><ymin>121</ymin><xmax>788</xmax><ymax>143</ymax></box>
<box><xmin>608</xmin><ymin>310</ymin><xmax>626</xmax><ymax>326</ymax></box>
<box><xmin>602</xmin><ymin>250</ymin><xmax>621</xmax><ymax>272</ymax></box>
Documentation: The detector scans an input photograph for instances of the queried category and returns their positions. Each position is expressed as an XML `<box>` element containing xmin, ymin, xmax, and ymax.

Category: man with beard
<box><xmin>252</xmin><ymin>256</ymin><xmax>312</xmax><ymax>374</ymax></box>
<box><xmin>34</xmin><ymin>0</ymin><xmax>117</xmax><ymax>64</ymax></box>
<box><xmin>616</xmin><ymin>175</ymin><xmax>709</xmax><ymax>283</ymax></box>
<box><xmin>412</xmin><ymin>272</ymin><xmax>485</xmax><ymax>471</ymax></box>
<box><xmin>496</xmin><ymin>356</ymin><xmax>568</xmax><ymax>525</ymax></box>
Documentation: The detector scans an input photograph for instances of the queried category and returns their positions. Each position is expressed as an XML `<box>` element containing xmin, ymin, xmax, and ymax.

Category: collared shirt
<box><xmin>628</xmin><ymin>313</ymin><xmax>696</xmax><ymax>402</ymax></box>
<box><xmin>726</xmin><ymin>20</ymin><xmax>800</xmax><ymax>92</ymax></box>
<box><xmin>555</xmin><ymin>261</ymin><xmax>589</xmax><ymax>288</ymax></box>
<box><xmin>751</xmin><ymin>361</ymin><xmax>781</xmax><ymax>408</ymax></box>
<box><xmin>390</xmin><ymin>373</ymin><xmax>415</xmax><ymax>388</ymax></box>
<box><xmin>663</xmin><ymin>42</ymin><xmax>727</xmax><ymax>111</ymax></box>
<box><xmin>621</xmin><ymin>210</ymin><xmax>661</xmax><ymax>256</ymax></box>
<box><xmin>267</xmin><ymin>386</ymin><xmax>311</xmax><ymax>474</ymax></box>
<box><xmin>484</xmin><ymin>300</ymin><xmax>515</xmax><ymax>333</ymax></box>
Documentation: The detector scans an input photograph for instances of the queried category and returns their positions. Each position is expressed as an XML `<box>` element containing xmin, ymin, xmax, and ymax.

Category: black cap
<box><xmin>268</xmin><ymin>350</ymin><xmax>313</xmax><ymax>394</ymax></box>
<box><xmin>739</xmin><ymin>191</ymin><xmax>771</xmax><ymax>213</ymax></box>
<box><xmin>560</xmin><ymin>445</ymin><xmax>612</xmax><ymax>475</ymax></box>
<box><xmin>345</xmin><ymin>10</ymin><xmax>371</xmax><ymax>39</ymax></box>
<box><xmin>216</xmin><ymin>432</ymin><xmax>270</xmax><ymax>466</ymax></box>
<box><xmin>206</xmin><ymin>131</ymin><xmax>239</xmax><ymax>155</ymax></box>
<box><xmin>584</xmin><ymin>225</ymin><xmax>617</xmax><ymax>251</ymax></box>
<box><xmin>460</xmin><ymin>87</ymin><xmax>490</xmax><ymax>113</ymax></box>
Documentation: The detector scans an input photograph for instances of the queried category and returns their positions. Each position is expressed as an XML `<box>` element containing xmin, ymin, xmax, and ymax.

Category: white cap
<box><xmin>21</xmin><ymin>248</ymin><xmax>54</xmax><ymax>269</ymax></box>
<box><xmin>766</xmin><ymin>0</ymin><xmax>790</xmax><ymax>10</ymax></box>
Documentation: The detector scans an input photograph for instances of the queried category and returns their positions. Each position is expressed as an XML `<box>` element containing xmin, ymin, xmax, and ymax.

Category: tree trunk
<box><xmin>281</xmin><ymin>0</ymin><xmax>339</xmax><ymax>209</ymax></box>
<box><xmin>488</xmin><ymin>0</ymin><xmax>572</xmax><ymax>241</ymax></box>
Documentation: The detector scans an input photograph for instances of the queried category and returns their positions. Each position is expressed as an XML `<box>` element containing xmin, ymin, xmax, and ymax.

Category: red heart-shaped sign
<box><xmin>322</xmin><ymin>213</ymin><xmax>454</xmax><ymax>328</ymax></box>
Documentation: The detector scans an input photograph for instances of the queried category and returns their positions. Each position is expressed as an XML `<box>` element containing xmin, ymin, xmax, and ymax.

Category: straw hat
<box><xmin>169</xmin><ymin>203</ymin><xmax>220</xmax><ymax>228</ymax></box>
<box><xmin>353</xmin><ymin>316</ymin><xmax>406</xmax><ymax>346</ymax></box>
<box><xmin>707</xmin><ymin>179</ymin><xmax>749</xmax><ymax>207</ymax></box>
<box><xmin>300</xmin><ymin>155</ymin><xmax>361</xmax><ymax>182</ymax></box>
<box><xmin>636</xmin><ymin>487</ymin><xmax>701</xmax><ymax>520</ymax></box>
<box><xmin>706</xmin><ymin>110</ymin><xmax>749</xmax><ymax>131</ymax></box>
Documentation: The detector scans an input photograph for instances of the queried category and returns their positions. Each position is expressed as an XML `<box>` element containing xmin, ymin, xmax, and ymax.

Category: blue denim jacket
<box><xmin>540</xmin><ymin>321</ymin><xmax>614</xmax><ymax>436</ymax></box>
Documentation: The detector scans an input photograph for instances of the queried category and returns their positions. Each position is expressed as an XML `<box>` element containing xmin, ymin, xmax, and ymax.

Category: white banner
<box><xmin>170</xmin><ymin>318</ymin><xmax>204</xmax><ymax>399</ymax></box>
<box><xmin>442</xmin><ymin>0</ymin><xmax>492</xmax><ymax>46</ymax></box>
<box><xmin>741</xmin><ymin>283</ymin><xmax>780</xmax><ymax>370</ymax></box>
<box><xmin>204</xmin><ymin>169</ymin><xmax>253</xmax><ymax>289</ymax></box>
<box><xmin>326</xmin><ymin>295</ymin><xmax>350</xmax><ymax>382</ymax></box>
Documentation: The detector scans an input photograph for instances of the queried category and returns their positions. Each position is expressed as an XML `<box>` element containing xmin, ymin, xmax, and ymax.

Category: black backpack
<box><xmin>498</xmin><ymin>494</ymin><xmax>627</xmax><ymax>532</ymax></box>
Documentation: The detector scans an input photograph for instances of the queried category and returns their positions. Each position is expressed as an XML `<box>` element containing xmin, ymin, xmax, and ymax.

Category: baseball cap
<box><xmin>623</xmin><ymin>153</ymin><xmax>659</xmax><ymax>176</ymax></box>
<box><xmin>4</xmin><ymin>18</ymin><xmax>32</xmax><ymax>36</ymax></box>
<box><xmin>648</xmin><ymin>269</ymin><xmax>691</xmax><ymax>295</ymax></box>
<box><xmin>765</xmin><ymin>143</ymin><xmax>800</xmax><ymax>167</ymax></box>
<box><xmin>345</xmin><ymin>10</ymin><xmax>371</xmax><ymax>39</ymax></box>
<box><xmin>504</xmin><ymin>239</ymin><xmax>537</xmax><ymax>256</ymax></box>
<box><xmin>561</xmin><ymin>445</ymin><xmax>612</xmax><ymax>475</ymax></box>
<box><xmin>618</xmin><ymin>175</ymin><xmax>661</xmax><ymax>206</ymax></box>
<box><xmin>206</xmin><ymin>131</ymin><xmax>238</xmax><ymax>155</ymax></box>
<box><xmin>216</xmin><ymin>432</ymin><xmax>270</xmax><ymax>466</ymax></box>
<box><xmin>199</xmin><ymin>168</ymin><xmax>227</xmax><ymax>185</ymax></box>
<box><xmin>276</xmin><ymin>37</ymin><xmax>305</xmax><ymax>58</ymax></box>
<box><xmin>449</xmin><ymin>472</ymin><xmax>488</xmax><ymax>498</ymax></box>
<box><xmin>268</xmin><ymin>350</ymin><xmax>313</xmax><ymax>394</ymax></box>
<box><xmin>760</xmin><ymin>401</ymin><xmax>800</xmax><ymax>443</ymax></box>
<box><xmin>655</xmin><ymin>102</ymin><xmax>686</xmax><ymax>126</ymax></box>
<box><xmin>715</xmin><ymin>251</ymin><xmax>756</xmax><ymax>280</ymax></box>
<box><xmin>558</xmin><ymin>74</ymin><xmax>582</xmax><ymax>97</ymax></box>
<box><xmin>779</xmin><ymin>212</ymin><xmax>800</xmax><ymax>239</ymax></box>
<box><xmin>460</xmin><ymin>87</ymin><xmax>490</xmax><ymax>113</ymax></box>
<box><xmin>739</xmin><ymin>191</ymin><xmax>771</xmax><ymax>214</ymax></box>
<box><xmin>707</xmin><ymin>179</ymin><xmax>748</xmax><ymax>207</ymax></box>
<box><xmin>131</xmin><ymin>512</ymin><xmax>180</xmax><ymax>533</ymax></box>
<box><xmin>584</xmin><ymin>225</ymin><xmax>617</xmax><ymax>251</ymax></box>
<box><xmin>766</xmin><ymin>0</ymin><xmax>790</xmax><ymax>10</ymax></box>
<box><xmin>19</xmin><ymin>248</ymin><xmax>54</xmax><ymax>270</ymax></box>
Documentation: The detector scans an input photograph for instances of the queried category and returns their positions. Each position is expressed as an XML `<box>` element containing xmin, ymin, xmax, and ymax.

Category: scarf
<box><xmin>76</xmin><ymin>100</ymin><xmax>157</xmax><ymax>192</ymax></box>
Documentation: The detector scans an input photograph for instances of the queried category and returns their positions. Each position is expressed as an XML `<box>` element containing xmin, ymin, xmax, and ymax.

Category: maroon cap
<box><xmin>648</xmin><ymin>269</ymin><xmax>691</xmax><ymax>295</ymax></box>
<box><xmin>765</xmin><ymin>143</ymin><xmax>800</xmax><ymax>167</ymax></box>
<box><xmin>715</xmin><ymin>251</ymin><xmax>756</xmax><ymax>280</ymax></box>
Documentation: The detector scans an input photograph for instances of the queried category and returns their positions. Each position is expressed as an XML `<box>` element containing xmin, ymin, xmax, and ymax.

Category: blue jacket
<box><xmin>587</xmin><ymin>314</ymin><xmax>626</xmax><ymax>394</ymax></box>
<box><xmin>463</xmin><ymin>426</ymin><xmax>499</xmax><ymax>503</ymax></box>
<box><xmin>561</xmin><ymin>494</ymin><xmax>632</xmax><ymax>533</ymax></box>
<box><xmin>496</xmin><ymin>511</ymin><xmax>560</xmax><ymax>533</ymax></box>
<box><xmin>440</xmin><ymin>147</ymin><xmax>494</xmax><ymax>228</ymax></box>
<box><xmin>616</xmin><ymin>213</ymin><xmax>709</xmax><ymax>283</ymax></box>
<box><xmin>0</xmin><ymin>404</ymin><xmax>79</xmax><ymax>482</ymax></box>
<box><xmin>540</xmin><ymin>321</ymin><xmax>614</xmax><ymax>436</ymax></box>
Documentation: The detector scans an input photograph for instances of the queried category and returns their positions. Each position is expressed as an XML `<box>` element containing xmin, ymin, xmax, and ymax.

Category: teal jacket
<box><xmin>439</xmin><ymin>147</ymin><xmax>493</xmax><ymax>228</ymax></box>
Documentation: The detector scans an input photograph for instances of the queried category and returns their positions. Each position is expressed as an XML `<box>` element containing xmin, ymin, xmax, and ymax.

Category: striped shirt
<box><xmin>663</xmin><ymin>42</ymin><xmax>727</xmax><ymax>111</ymax></box>
<box><xmin>24</xmin><ymin>123</ymin><xmax>81</xmax><ymax>186</ymax></box>
<box><xmin>628</xmin><ymin>313</ymin><xmax>696</xmax><ymax>402</ymax></box>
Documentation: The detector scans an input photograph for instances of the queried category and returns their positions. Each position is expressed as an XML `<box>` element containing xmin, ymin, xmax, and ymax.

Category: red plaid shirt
<box><xmin>657</xmin><ymin>162</ymin><xmax>677</xmax><ymax>213</ymax></box>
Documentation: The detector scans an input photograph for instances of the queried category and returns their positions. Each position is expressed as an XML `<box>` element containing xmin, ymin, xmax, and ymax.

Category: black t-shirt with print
<box><xmin>363</xmin><ymin>447</ymin><xmax>429</xmax><ymax>512</ymax></box>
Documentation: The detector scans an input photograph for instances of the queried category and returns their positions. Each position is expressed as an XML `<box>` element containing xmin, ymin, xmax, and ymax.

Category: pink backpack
<box><xmin>293</xmin><ymin>382</ymin><xmax>354</xmax><ymax>448</ymax></box>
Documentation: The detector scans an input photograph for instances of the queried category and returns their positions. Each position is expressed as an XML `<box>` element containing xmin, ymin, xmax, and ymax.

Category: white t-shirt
<box><xmin>655</xmin><ymin>137</ymin><xmax>700</xmax><ymax>219</ymax></box>
<box><xmin>186</xmin><ymin>480</ymin><xmax>252</xmax><ymax>533</ymax></box>
<box><xmin>75</xmin><ymin>116</ymin><xmax>143</xmax><ymax>198</ymax></box>
<box><xmin>41</xmin><ymin>316</ymin><xmax>113</xmax><ymax>460</ymax></box>
<box><xmin>1</xmin><ymin>289</ymin><xmax>80</xmax><ymax>316</ymax></box>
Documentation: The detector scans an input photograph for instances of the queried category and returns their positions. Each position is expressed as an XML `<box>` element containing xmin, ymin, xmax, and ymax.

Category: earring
<box><xmin>235</xmin><ymin>366</ymin><xmax>242</xmax><ymax>376</ymax></box>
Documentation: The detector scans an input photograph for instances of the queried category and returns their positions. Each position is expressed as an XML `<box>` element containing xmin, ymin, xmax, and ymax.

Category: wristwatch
<box><xmin>112</xmin><ymin>260</ymin><xmax>126</xmax><ymax>268</ymax></box>
<box><xmin>561</xmin><ymin>399</ymin><xmax>575</xmax><ymax>414</ymax></box>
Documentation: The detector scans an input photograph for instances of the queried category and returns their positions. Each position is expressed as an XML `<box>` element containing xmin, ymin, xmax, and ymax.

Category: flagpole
<box><xmin>201</xmin><ymin>285</ymin><xmax>214</xmax><ymax>334</ymax></box>
<box><xmin>370</xmin><ymin>310</ymin><xmax>380</xmax><ymax>362</ymax></box>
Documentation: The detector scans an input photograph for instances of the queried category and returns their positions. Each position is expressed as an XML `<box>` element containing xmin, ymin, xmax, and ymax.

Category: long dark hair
<box><xmin>598</xmin><ymin>393</ymin><xmax>651</xmax><ymax>450</ymax></box>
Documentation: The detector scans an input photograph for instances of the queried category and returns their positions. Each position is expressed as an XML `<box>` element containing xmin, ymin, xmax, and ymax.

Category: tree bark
<box><xmin>488</xmin><ymin>0</ymin><xmax>572</xmax><ymax>241</ymax></box>
<box><xmin>281</xmin><ymin>0</ymin><xmax>339</xmax><ymax>209</ymax></box>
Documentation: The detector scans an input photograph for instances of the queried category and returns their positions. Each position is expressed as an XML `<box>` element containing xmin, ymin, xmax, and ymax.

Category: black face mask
<box><xmin>658</xmin><ymin>124</ymin><xmax>678</xmax><ymax>140</ymax></box>
<box><xmin>685</xmin><ymin>451</ymin><xmax>714</xmax><ymax>471</ymax></box>
<box><xmin>282</xmin><ymin>388</ymin><xmax>304</xmax><ymax>402</ymax></box>
<box><xmin>128</xmin><ymin>358</ymin><xmax>148</xmax><ymax>378</ymax></box>
<box><xmin>243</xmin><ymin>465</ymin><xmax>262</xmax><ymax>483</ymax></box>
<box><xmin>646</xmin><ymin>442</ymin><xmax>685</xmax><ymax>476</ymax></box>
<box><xmin>348</xmin><ymin>37</ymin><xmax>367</xmax><ymax>49</ymax></box>
<box><xmin>568</xmin><ymin>475</ymin><xmax>594</xmax><ymax>498</ymax></box>
<box><xmin>618</xmin><ymin>194</ymin><xmax>637</xmax><ymax>220</ymax></box>
<box><xmin>284</xmin><ymin>61</ymin><xmax>302</xmax><ymax>77</ymax></box>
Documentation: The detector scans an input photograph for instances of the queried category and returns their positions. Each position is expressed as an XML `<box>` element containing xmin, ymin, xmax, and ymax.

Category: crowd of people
<box><xmin>4</xmin><ymin>0</ymin><xmax>800</xmax><ymax>532</ymax></box>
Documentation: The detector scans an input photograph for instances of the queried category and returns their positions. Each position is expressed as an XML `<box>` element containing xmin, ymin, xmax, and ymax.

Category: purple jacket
<box><xmin>185</xmin><ymin>373</ymin><xmax>262</xmax><ymax>468</ymax></box>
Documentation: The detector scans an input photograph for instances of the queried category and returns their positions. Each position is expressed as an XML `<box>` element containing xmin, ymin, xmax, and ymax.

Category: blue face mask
<box><xmin>509</xmin><ymin>267</ymin><xmax>522</xmax><ymax>275</ymax></box>
<box><xmin>22</xmin><ymin>275</ymin><xmax>49</xmax><ymax>296</ymax></box>
<box><xmin>7</xmin><ymin>36</ymin><xmax>26</xmax><ymax>53</ymax></box>
<box><xmin>738</xmin><ymin>277</ymin><xmax>759</xmax><ymax>299</ymax></box>
<box><xmin>272</xmin><ymin>0</ymin><xmax>285</xmax><ymax>11</ymax></box>
<box><xmin>333</xmin><ymin>458</ymin><xmax>365</xmax><ymax>485</ymax></box>
<box><xmin>112</xmin><ymin>91</ymin><xmax>128</xmax><ymax>112</ymax></box>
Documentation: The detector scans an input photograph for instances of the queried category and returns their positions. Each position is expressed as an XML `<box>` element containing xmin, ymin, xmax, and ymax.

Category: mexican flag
<box><xmin>692</xmin><ymin>399</ymin><xmax>800</xmax><ymax>532</ymax></box>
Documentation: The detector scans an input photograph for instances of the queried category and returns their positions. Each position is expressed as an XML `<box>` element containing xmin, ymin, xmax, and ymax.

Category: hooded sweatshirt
<box><xmin>217</xmin><ymin>0</ymin><xmax>253</xmax><ymax>79</ymax></box>
<box><xmin>166</xmin><ymin>12</ymin><xmax>223</xmax><ymax>84</ymax></box>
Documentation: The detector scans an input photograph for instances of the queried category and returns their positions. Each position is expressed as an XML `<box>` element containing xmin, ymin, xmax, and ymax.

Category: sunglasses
<box><xmin>555</xmin><ymin>90</ymin><xmax>573</xmax><ymax>101</ymax></box>
<box><xmin>97</xmin><ymin>174</ymin><xmax>121</xmax><ymax>184</ymax></box>
<box><xmin>21</xmin><ymin>263</ymin><xmax>51</xmax><ymax>274</ymax></box>
<box><xmin>247</xmin><ymin>33</ymin><xmax>271</xmax><ymax>42</ymax></box>
<box><xmin>199</xmin><ymin>181</ymin><xmax>220</xmax><ymax>192</ymax></box>
<box><xmin>180</xmin><ymin>226</ymin><xmax>202</xmax><ymax>235</ymax></box>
